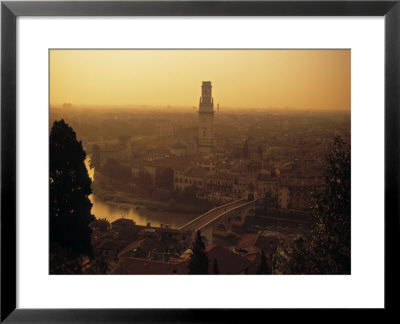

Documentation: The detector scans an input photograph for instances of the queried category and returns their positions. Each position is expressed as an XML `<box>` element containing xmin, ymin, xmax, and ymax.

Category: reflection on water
<box><xmin>85</xmin><ymin>157</ymin><xmax>196</xmax><ymax>229</ymax></box>
<box><xmin>90</xmin><ymin>195</ymin><xmax>196</xmax><ymax>228</ymax></box>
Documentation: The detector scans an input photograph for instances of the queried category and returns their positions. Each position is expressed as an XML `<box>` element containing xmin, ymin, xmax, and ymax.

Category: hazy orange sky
<box><xmin>50</xmin><ymin>49</ymin><xmax>350</xmax><ymax>110</ymax></box>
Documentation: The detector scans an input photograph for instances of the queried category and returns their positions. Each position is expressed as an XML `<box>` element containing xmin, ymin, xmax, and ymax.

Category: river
<box><xmin>85</xmin><ymin>158</ymin><xmax>197</xmax><ymax>228</ymax></box>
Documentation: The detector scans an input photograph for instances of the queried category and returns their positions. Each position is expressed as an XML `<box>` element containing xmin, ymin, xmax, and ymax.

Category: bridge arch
<box><xmin>215</xmin><ymin>223</ymin><xmax>227</xmax><ymax>232</ymax></box>
<box><xmin>180</xmin><ymin>199</ymin><xmax>257</xmax><ymax>243</ymax></box>
<box><xmin>201</xmin><ymin>235</ymin><xmax>209</xmax><ymax>247</ymax></box>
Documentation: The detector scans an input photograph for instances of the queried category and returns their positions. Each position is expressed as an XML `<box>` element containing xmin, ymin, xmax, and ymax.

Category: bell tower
<box><xmin>198</xmin><ymin>81</ymin><xmax>214</xmax><ymax>154</ymax></box>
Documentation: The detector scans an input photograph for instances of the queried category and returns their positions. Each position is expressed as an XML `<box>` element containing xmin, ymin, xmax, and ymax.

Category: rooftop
<box><xmin>111</xmin><ymin>218</ymin><xmax>135</xmax><ymax>226</ymax></box>
<box><xmin>205</xmin><ymin>244</ymin><xmax>252</xmax><ymax>274</ymax></box>
<box><xmin>238</xmin><ymin>234</ymin><xmax>279</xmax><ymax>256</ymax></box>
<box><xmin>121</xmin><ymin>257</ymin><xmax>189</xmax><ymax>274</ymax></box>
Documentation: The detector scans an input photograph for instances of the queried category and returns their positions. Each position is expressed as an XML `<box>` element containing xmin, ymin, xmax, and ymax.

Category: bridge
<box><xmin>178</xmin><ymin>198</ymin><xmax>257</xmax><ymax>246</ymax></box>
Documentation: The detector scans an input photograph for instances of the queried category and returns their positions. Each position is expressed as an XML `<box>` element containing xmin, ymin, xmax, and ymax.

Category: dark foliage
<box><xmin>280</xmin><ymin>135</ymin><xmax>351</xmax><ymax>274</ymax></box>
<box><xmin>50</xmin><ymin>119</ymin><xmax>95</xmax><ymax>259</ymax></box>
<box><xmin>49</xmin><ymin>243</ymin><xmax>87</xmax><ymax>274</ymax></box>
<box><xmin>188</xmin><ymin>231</ymin><xmax>209</xmax><ymax>274</ymax></box>
<box><xmin>256</xmin><ymin>249</ymin><xmax>271</xmax><ymax>274</ymax></box>
<box><xmin>134</xmin><ymin>170</ymin><xmax>152</xmax><ymax>187</ymax></box>
<box><xmin>90</xmin><ymin>218</ymin><xmax>110</xmax><ymax>232</ymax></box>
<box><xmin>156</xmin><ymin>167</ymin><xmax>174</xmax><ymax>189</ymax></box>
<box><xmin>213</xmin><ymin>258</ymin><xmax>220</xmax><ymax>274</ymax></box>
<box><xmin>179</xmin><ymin>185</ymin><xmax>199</xmax><ymax>202</ymax></box>
<box><xmin>100</xmin><ymin>158</ymin><xmax>132</xmax><ymax>183</ymax></box>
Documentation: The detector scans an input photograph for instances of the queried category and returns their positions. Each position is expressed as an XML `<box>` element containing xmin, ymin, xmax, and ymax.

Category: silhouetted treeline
<box><xmin>274</xmin><ymin>135</ymin><xmax>350</xmax><ymax>274</ymax></box>
<box><xmin>49</xmin><ymin>120</ymin><xmax>94</xmax><ymax>273</ymax></box>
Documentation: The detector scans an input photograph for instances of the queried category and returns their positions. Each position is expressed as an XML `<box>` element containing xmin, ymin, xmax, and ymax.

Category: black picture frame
<box><xmin>1</xmin><ymin>0</ymin><xmax>399</xmax><ymax>322</ymax></box>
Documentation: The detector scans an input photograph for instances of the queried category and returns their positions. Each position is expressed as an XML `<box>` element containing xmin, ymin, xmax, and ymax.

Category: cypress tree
<box><xmin>50</xmin><ymin>119</ymin><xmax>94</xmax><ymax>258</ymax></box>
<box><xmin>188</xmin><ymin>230</ymin><xmax>209</xmax><ymax>274</ymax></box>
<box><xmin>213</xmin><ymin>258</ymin><xmax>220</xmax><ymax>274</ymax></box>
<box><xmin>256</xmin><ymin>249</ymin><xmax>270</xmax><ymax>274</ymax></box>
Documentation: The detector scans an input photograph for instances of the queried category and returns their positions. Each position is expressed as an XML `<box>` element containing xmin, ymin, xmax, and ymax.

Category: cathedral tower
<box><xmin>198</xmin><ymin>81</ymin><xmax>214</xmax><ymax>154</ymax></box>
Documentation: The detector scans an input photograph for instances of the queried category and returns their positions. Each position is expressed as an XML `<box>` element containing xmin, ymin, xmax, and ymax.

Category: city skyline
<box><xmin>50</xmin><ymin>49</ymin><xmax>350</xmax><ymax>110</ymax></box>
<box><xmin>49</xmin><ymin>49</ymin><xmax>351</xmax><ymax>275</ymax></box>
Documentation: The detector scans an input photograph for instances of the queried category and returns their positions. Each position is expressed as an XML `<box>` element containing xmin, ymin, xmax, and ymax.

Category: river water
<box><xmin>85</xmin><ymin>158</ymin><xmax>196</xmax><ymax>228</ymax></box>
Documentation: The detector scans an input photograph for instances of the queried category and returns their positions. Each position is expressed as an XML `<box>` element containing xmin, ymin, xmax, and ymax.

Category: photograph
<box><xmin>49</xmin><ymin>49</ymin><xmax>351</xmax><ymax>275</ymax></box>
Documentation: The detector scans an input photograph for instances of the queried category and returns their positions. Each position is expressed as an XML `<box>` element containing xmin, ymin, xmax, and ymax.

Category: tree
<box><xmin>136</xmin><ymin>170</ymin><xmax>152</xmax><ymax>187</ymax></box>
<box><xmin>107</xmin><ymin>259</ymin><xmax>128</xmax><ymax>274</ymax></box>
<box><xmin>282</xmin><ymin>135</ymin><xmax>351</xmax><ymax>274</ymax></box>
<box><xmin>180</xmin><ymin>184</ymin><xmax>199</xmax><ymax>203</ymax></box>
<box><xmin>156</xmin><ymin>167</ymin><xmax>174</xmax><ymax>189</ymax></box>
<box><xmin>263</xmin><ymin>191</ymin><xmax>277</xmax><ymax>209</ymax></box>
<box><xmin>188</xmin><ymin>231</ymin><xmax>209</xmax><ymax>274</ymax></box>
<box><xmin>101</xmin><ymin>158</ymin><xmax>132</xmax><ymax>183</ymax></box>
<box><xmin>256</xmin><ymin>249</ymin><xmax>270</xmax><ymax>274</ymax></box>
<box><xmin>247</xmin><ymin>192</ymin><xmax>255</xmax><ymax>201</ymax></box>
<box><xmin>213</xmin><ymin>258</ymin><xmax>220</xmax><ymax>274</ymax></box>
<box><xmin>90</xmin><ymin>218</ymin><xmax>110</xmax><ymax>232</ymax></box>
<box><xmin>49</xmin><ymin>243</ymin><xmax>86</xmax><ymax>274</ymax></box>
<box><xmin>50</xmin><ymin>119</ymin><xmax>95</xmax><ymax>259</ymax></box>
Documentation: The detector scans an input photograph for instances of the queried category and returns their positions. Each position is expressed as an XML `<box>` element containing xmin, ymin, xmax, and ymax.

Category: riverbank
<box><xmin>92</xmin><ymin>180</ymin><xmax>213</xmax><ymax>215</ymax></box>
<box><xmin>90</xmin><ymin>194</ymin><xmax>198</xmax><ymax>228</ymax></box>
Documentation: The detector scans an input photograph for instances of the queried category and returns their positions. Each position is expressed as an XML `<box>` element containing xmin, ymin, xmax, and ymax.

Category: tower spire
<box><xmin>197</xmin><ymin>81</ymin><xmax>215</xmax><ymax>154</ymax></box>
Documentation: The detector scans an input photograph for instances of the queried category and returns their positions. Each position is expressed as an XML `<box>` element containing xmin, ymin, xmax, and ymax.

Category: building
<box><xmin>206</xmin><ymin>172</ymin><xmax>235</xmax><ymax>201</ymax></box>
<box><xmin>205</xmin><ymin>244</ymin><xmax>253</xmax><ymax>274</ymax></box>
<box><xmin>257</xmin><ymin>174</ymin><xmax>280</xmax><ymax>201</ymax></box>
<box><xmin>120</xmin><ymin>257</ymin><xmax>189</xmax><ymax>274</ymax></box>
<box><xmin>197</xmin><ymin>81</ymin><xmax>215</xmax><ymax>154</ymax></box>
<box><xmin>235</xmin><ymin>234</ymin><xmax>279</xmax><ymax>274</ymax></box>
<box><xmin>278</xmin><ymin>186</ymin><xmax>290</xmax><ymax>209</ymax></box>
<box><xmin>174</xmin><ymin>166</ymin><xmax>207</xmax><ymax>192</ymax></box>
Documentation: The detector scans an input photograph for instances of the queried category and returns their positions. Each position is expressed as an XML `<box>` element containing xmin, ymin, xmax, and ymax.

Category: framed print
<box><xmin>1</xmin><ymin>0</ymin><xmax>399</xmax><ymax>322</ymax></box>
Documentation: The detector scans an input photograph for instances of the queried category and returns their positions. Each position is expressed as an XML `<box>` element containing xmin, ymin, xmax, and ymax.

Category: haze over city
<box><xmin>50</xmin><ymin>49</ymin><xmax>351</xmax><ymax>275</ymax></box>
<box><xmin>50</xmin><ymin>49</ymin><xmax>350</xmax><ymax>110</ymax></box>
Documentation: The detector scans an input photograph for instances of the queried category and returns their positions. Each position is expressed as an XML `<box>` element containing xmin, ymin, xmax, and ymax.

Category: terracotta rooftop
<box><xmin>111</xmin><ymin>218</ymin><xmax>135</xmax><ymax>226</ymax></box>
<box><xmin>118</xmin><ymin>238</ymin><xmax>156</xmax><ymax>258</ymax></box>
<box><xmin>98</xmin><ymin>239</ymin><xmax>119</xmax><ymax>250</ymax></box>
<box><xmin>205</xmin><ymin>244</ymin><xmax>252</xmax><ymax>274</ymax></box>
<box><xmin>121</xmin><ymin>256</ymin><xmax>189</xmax><ymax>274</ymax></box>
<box><xmin>238</xmin><ymin>234</ymin><xmax>279</xmax><ymax>256</ymax></box>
